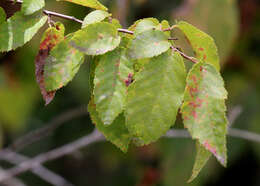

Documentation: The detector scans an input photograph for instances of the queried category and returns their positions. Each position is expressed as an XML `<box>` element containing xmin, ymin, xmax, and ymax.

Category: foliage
<box><xmin>0</xmin><ymin>0</ymin><xmax>229</xmax><ymax>181</ymax></box>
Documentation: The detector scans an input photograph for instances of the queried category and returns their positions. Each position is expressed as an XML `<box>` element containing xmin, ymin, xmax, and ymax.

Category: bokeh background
<box><xmin>0</xmin><ymin>0</ymin><xmax>260</xmax><ymax>185</ymax></box>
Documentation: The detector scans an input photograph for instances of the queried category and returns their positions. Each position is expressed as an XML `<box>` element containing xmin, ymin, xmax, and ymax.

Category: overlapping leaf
<box><xmin>0</xmin><ymin>7</ymin><xmax>6</xmax><ymax>24</ymax></box>
<box><xmin>57</xmin><ymin>0</ymin><xmax>107</xmax><ymax>11</ymax></box>
<box><xmin>188</xmin><ymin>142</ymin><xmax>211</xmax><ymax>182</ymax></box>
<box><xmin>125</xmin><ymin>51</ymin><xmax>186</xmax><ymax>144</ymax></box>
<box><xmin>0</xmin><ymin>12</ymin><xmax>47</xmax><ymax>52</ymax></box>
<box><xmin>94</xmin><ymin>48</ymin><xmax>133</xmax><ymax>125</ymax></box>
<box><xmin>133</xmin><ymin>18</ymin><xmax>160</xmax><ymax>35</ymax></box>
<box><xmin>22</xmin><ymin>0</ymin><xmax>45</xmax><ymax>15</ymax></box>
<box><xmin>82</xmin><ymin>10</ymin><xmax>111</xmax><ymax>28</ymax></box>
<box><xmin>88</xmin><ymin>98</ymin><xmax>131</xmax><ymax>152</ymax></box>
<box><xmin>70</xmin><ymin>22</ymin><xmax>121</xmax><ymax>55</ymax></box>
<box><xmin>181</xmin><ymin>62</ymin><xmax>228</xmax><ymax>165</ymax></box>
<box><xmin>127</xmin><ymin>29</ymin><xmax>171</xmax><ymax>59</ymax></box>
<box><xmin>44</xmin><ymin>34</ymin><xmax>85</xmax><ymax>91</ymax></box>
<box><xmin>176</xmin><ymin>21</ymin><xmax>220</xmax><ymax>71</ymax></box>
<box><xmin>35</xmin><ymin>23</ymin><xmax>65</xmax><ymax>105</ymax></box>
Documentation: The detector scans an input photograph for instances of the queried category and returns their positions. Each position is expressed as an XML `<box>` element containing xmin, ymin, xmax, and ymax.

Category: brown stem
<box><xmin>171</xmin><ymin>46</ymin><xmax>198</xmax><ymax>63</ymax></box>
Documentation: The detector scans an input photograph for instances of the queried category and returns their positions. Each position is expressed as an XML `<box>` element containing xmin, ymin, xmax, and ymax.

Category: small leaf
<box><xmin>88</xmin><ymin>98</ymin><xmax>131</xmax><ymax>152</ymax></box>
<box><xmin>188</xmin><ymin>142</ymin><xmax>211</xmax><ymax>182</ymax></box>
<box><xmin>44</xmin><ymin>34</ymin><xmax>85</xmax><ymax>91</ymax></box>
<box><xmin>82</xmin><ymin>10</ymin><xmax>111</xmax><ymax>28</ymax></box>
<box><xmin>22</xmin><ymin>0</ymin><xmax>45</xmax><ymax>15</ymax></box>
<box><xmin>127</xmin><ymin>29</ymin><xmax>171</xmax><ymax>59</ymax></box>
<box><xmin>134</xmin><ymin>18</ymin><xmax>160</xmax><ymax>35</ymax></box>
<box><xmin>128</xmin><ymin>18</ymin><xmax>159</xmax><ymax>32</ymax></box>
<box><xmin>181</xmin><ymin>62</ymin><xmax>228</xmax><ymax>165</ymax></box>
<box><xmin>160</xmin><ymin>20</ymin><xmax>171</xmax><ymax>37</ymax></box>
<box><xmin>0</xmin><ymin>7</ymin><xmax>6</xmax><ymax>24</ymax></box>
<box><xmin>94</xmin><ymin>48</ymin><xmax>134</xmax><ymax>125</ymax></box>
<box><xmin>176</xmin><ymin>21</ymin><xmax>220</xmax><ymax>71</ymax></box>
<box><xmin>35</xmin><ymin>23</ymin><xmax>65</xmax><ymax>105</ymax></box>
<box><xmin>125</xmin><ymin>50</ymin><xmax>186</xmax><ymax>144</ymax></box>
<box><xmin>70</xmin><ymin>22</ymin><xmax>121</xmax><ymax>55</ymax></box>
<box><xmin>0</xmin><ymin>11</ymin><xmax>47</xmax><ymax>52</ymax></box>
<box><xmin>57</xmin><ymin>0</ymin><xmax>107</xmax><ymax>11</ymax></box>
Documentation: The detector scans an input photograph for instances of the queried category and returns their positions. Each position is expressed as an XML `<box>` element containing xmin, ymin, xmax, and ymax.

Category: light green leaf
<box><xmin>128</xmin><ymin>18</ymin><xmax>159</xmax><ymax>32</ymax></box>
<box><xmin>134</xmin><ymin>18</ymin><xmax>160</xmax><ymax>35</ymax></box>
<box><xmin>70</xmin><ymin>22</ymin><xmax>121</xmax><ymax>55</ymax></box>
<box><xmin>176</xmin><ymin>21</ymin><xmax>220</xmax><ymax>71</ymax></box>
<box><xmin>82</xmin><ymin>10</ymin><xmax>111</xmax><ymax>28</ymax></box>
<box><xmin>88</xmin><ymin>98</ymin><xmax>131</xmax><ymax>152</ymax></box>
<box><xmin>0</xmin><ymin>11</ymin><xmax>47</xmax><ymax>52</ymax></box>
<box><xmin>160</xmin><ymin>20</ymin><xmax>171</xmax><ymax>37</ymax></box>
<box><xmin>127</xmin><ymin>29</ymin><xmax>171</xmax><ymax>59</ymax></box>
<box><xmin>188</xmin><ymin>142</ymin><xmax>211</xmax><ymax>182</ymax></box>
<box><xmin>44</xmin><ymin>34</ymin><xmax>85</xmax><ymax>91</ymax></box>
<box><xmin>57</xmin><ymin>0</ymin><xmax>107</xmax><ymax>11</ymax></box>
<box><xmin>0</xmin><ymin>7</ymin><xmax>6</xmax><ymax>24</ymax></box>
<box><xmin>126</xmin><ymin>50</ymin><xmax>186</xmax><ymax>144</ymax></box>
<box><xmin>22</xmin><ymin>0</ymin><xmax>45</xmax><ymax>15</ymax></box>
<box><xmin>94</xmin><ymin>48</ymin><xmax>133</xmax><ymax>125</ymax></box>
<box><xmin>181</xmin><ymin>62</ymin><xmax>228</xmax><ymax>166</ymax></box>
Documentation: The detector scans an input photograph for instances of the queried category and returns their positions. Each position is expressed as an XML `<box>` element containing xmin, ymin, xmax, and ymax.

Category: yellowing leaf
<box><xmin>57</xmin><ymin>0</ymin><xmax>107</xmax><ymax>11</ymax></box>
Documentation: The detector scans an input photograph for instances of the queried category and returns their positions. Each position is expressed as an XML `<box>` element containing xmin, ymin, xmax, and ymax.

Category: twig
<box><xmin>0</xmin><ymin>167</ymin><xmax>26</xmax><ymax>186</ymax></box>
<box><xmin>43</xmin><ymin>10</ymin><xmax>83</xmax><ymax>24</ymax></box>
<box><xmin>0</xmin><ymin>150</ymin><xmax>74</xmax><ymax>186</ymax></box>
<box><xmin>9</xmin><ymin>106</ymin><xmax>88</xmax><ymax>151</ymax></box>
<box><xmin>171</xmin><ymin>46</ymin><xmax>198</xmax><ymax>63</ymax></box>
<box><xmin>228</xmin><ymin>106</ymin><xmax>243</xmax><ymax>127</ymax></box>
<box><xmin>117</xmin><ymin>28</ymin><xmax>134</xmax><ymax>35</ymax></box>
<box><xmin>0</xmin><ymin>129</ymin><xmax>104</xmax><ymax>183</ymax></box>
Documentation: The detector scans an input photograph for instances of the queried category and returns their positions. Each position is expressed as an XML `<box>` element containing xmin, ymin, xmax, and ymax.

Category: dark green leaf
<box><xmin>82</xmin><ymin>10</ymin><xmax>111</xmax><ymax>28</ymax></box>
<box><xmin>94</xmin><ymin>48</ymin><xmax>133</xmax><ymax>125</ymax></box>
<box><xmin>0</xmin><ymin>11</ymin><xmax>47</xmax><ymax>52</ymax></box>
<box><xmin>44</xmin><ymin>34</ymin><xmax>85</xmax><ymax>91</ymax></box>
<box><xmin>126</xmin><ymin>50</ymin><xmax>186</xmax><ymax>144</ymax></box>
<box><xmin>88</xmin><ymin>98</ymin><xmax>131</xmax><ymax>152</ymax></box>
<box><xmin>70</xmin><ymin>22</ymin><xmax>121</xmax><ymax>55</ymax></box>
<box><xmin>176</xmin><ymin>21</ymin><xmax>220</xmax><ymax>71</ymax></box>
<box><xmin>127</xmin><ymin>29</ymin><xmax>171</xmax><ymax>59</ymax></box>
<box><xmin>22</xmin><ymin>0</ymin><xmax>45</xmax><ymax>15</ymax></box>
<box><xmin>181</xmin><ymin>62</ymin><xmax>228</xmax><ymax>165</ymax></box>
<box><xmin>0</xmin><ymin>7</ymin><xmax>6</xmax><ymax>24</ymax></box>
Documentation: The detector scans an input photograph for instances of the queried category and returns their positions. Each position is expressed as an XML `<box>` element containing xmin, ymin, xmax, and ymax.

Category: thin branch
<box><xmin>10</xmin><ymin>106</ymin><xmax>88</xmax><ymax>151</ymax></box>
<box><xmin>43</xmin><ymin>10</ymin><xmax>83</xmax><ymax>24</ymax></box>
<box><xmin>171</xmin><ymin>46</ymin><xmax>198</xmax><ymax>63</ymax></box>
<box><xmin>0</xmin><ymin>167</ymin><xmax>26</xmax><ymax>186</ymax></box>
<box><xmin>0</xmin><ymin>150</ymin><xmax>74</xmax><ymax>186</ymax></box>
<box><xmin>117</xmin><ymin>28</ymin><xmax>134</xmax><ymax>35</ymax></box>
<box><xmin>0</xmin><ymin>129</ymin><xmax>104</xmax><ymax>183</ymax></box>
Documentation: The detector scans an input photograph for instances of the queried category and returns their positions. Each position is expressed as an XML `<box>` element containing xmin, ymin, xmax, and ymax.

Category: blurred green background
<box><xmin>0</xmin><ymin>0</ymin><xmax>260</xmax><ymax>185</ymax></box>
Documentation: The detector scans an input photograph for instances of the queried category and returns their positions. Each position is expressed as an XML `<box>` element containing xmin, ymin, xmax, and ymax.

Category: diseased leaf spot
<box><xmin>124</xmin><ymin>73</ymin><xmax>133</xmax><ymax>87</ymax></box>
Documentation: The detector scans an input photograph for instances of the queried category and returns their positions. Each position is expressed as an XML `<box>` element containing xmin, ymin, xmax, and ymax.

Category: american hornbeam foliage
<box><xmin>0</xmin><ymin>0</ymin><xmax>228</xmax><ymax>181</ymax></box>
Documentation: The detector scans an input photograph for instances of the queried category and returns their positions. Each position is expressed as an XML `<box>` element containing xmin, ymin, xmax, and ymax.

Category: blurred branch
<box><xmin>115</xmin><ymin>0</ymin><xmax>130</xmax><ymax>27</ymax></box>
<box><xmin>228</xmin><ymin>105</ymin><xmax>243</xmax><ymax>127</ymax></box>
<box><xmin>0</xmin><ymin>150</ymin><xmax>74</xmax><ymax>186</ymax></box>
<box><xmin>9</xmin><ymin>106</ymin><xmax>88</xmax><ymax>151</ymax></box>
<box><xmin>0</xmin><ymin>129</ymin><xmax>104</xmax><ymax>183</ymax></box>
<box><xmin>0</xmin><ymin>167</ymin><xmax>26</xmax><ymax>186</ymax></box>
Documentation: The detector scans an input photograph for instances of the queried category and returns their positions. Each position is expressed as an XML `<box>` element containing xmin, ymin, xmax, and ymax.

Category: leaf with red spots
<box><xmin>44</xmin><ymin>33</ymin><xmax>85</xmax><ymax>91</ymax></box>
<box><xmin>35</xmin><ymin>23</ymin><xmax>65</xmax><ymax>105</ymax></box>
<box><xmin>181</xmin><ymin>62</ymin><xmax>228</xmax><ymax>168</ymax></box>
<box><xmin>57</xmin><ymin>0</ymin><xmax>107</xmax><ymax>11</ymax></box>
<box><xmin>0</xmin><ymin>11</ymin><xmax>47</xmax><ymax>52</ymax></box>
<box><xmin>188</xmin><ymin>141</ymin><xmax>211</xmax><ymax>182</ymax></box>
<box><xmin>94</xmin><ymin>48</ymin><xmax>133</xmax><ymax>125</ymax></box>
<box><xmin>70</xmin><ymin>22</ymin><xmax>121</xmax><ymax>56</ymax></box>
<box><xmin>88</xmin><ymin>98</ymin><xmax>131</xmax><ymax>152</ymax></box>
<box><xmin>125</xmin><ymin>50</ymin><xmax>186</xmax><ymax>144</ymax></box>
<box><xmin>176</xmin><ymin>21</ymin><xmax>220</xmax><ymax>71</ymax></box>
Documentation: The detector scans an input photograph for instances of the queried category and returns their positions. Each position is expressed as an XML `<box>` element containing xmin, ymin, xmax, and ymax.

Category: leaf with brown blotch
<box><xmin>35</xmin><ymin>23</ymin><xmax>65</xmax><ymax>105</ymax></box>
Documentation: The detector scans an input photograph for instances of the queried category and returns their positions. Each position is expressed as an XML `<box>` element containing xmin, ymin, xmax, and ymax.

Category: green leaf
<box><xmin>22</xmin><ymin>0</ymin><xmax>45</xmax><ymax>15</ymax></box>
<box><xmin>82</xmin><ymin>10</ymin><xmax>111</xmax><ymax>28</ymax></box>
<box><xmin>127</xmin><ymin>29</ymin><xmax>171</xmax><ymax>59</ymax></box>
<box><xmin>188</xmin><ymin>142</ymin><xmax>211</xmax><ymax>182</ymax></box>
<box><xmin>134</xmin><ymin>18</ymin><xmax>160</xmax><ymax>35</ymax></box>
<box><xmin>0</xmin><ymin>7</ymin><xmax>6</xmax><ymax>24</ymax></box>
<box><xmin>0</xmin><ymin>11</ymin><xmax>47</xmax><ymax>52</ymax></box>
<box><xmin>94</xmin><ymin>48</ymin><xmax>134</xmax><ymax>125</ymax></box>
<box><xmin>57</xmin><ymin>0</ymin><xmax>107</xmax><ymax>11</ymax></box>
<box><xmin>128</xmin><ymin>18</ymin><xmax>159</xmax><ymax>32</ymax></box>
<box><xmin>125</xmin><ymin>50</ymin><xmax>186</xmax><ymax>144</ymax></box>
<box><xmin>35</xmin><ymin>23</ymin><xmax>65</xmax><ymax>105</ymax></box>
<box><xmin>181</xmin><ymin>62</ymin><xmax>228</xmax><ymax>165</ymax></box>
<box><xmin>44</xmin><ymin>34</ymin><xmax>85</xmax><ymax>91</ymax></box>
<box><xmin>160</xmin><ymin>20</ymin><xmax>171</xmax><ymax>37</ymax></box>
<box><xmin>176</xmin><ymin>21</ymin><xmax>220</xmax><ymax>71</ymax></box>
<box><xmin>88</xmin><ymin>98</ymin><xmax>131</xmax><ymax>152</ymax></box>
<box><xmin>70</xmin><ymin>22</ymin><xmax>121</xmax><ymax>55</ymax></box>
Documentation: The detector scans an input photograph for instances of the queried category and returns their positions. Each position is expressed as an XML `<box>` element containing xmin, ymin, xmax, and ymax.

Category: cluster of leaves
<box><xmin>0</xmin><ymin>0</ymin><xmax>228</xmax><ymax>181</ymax></box>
